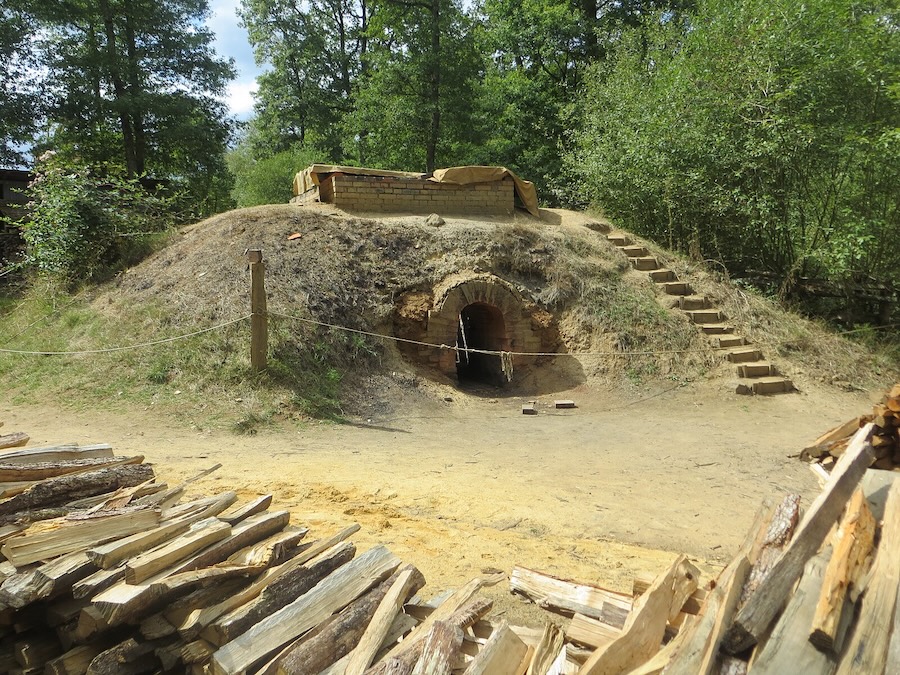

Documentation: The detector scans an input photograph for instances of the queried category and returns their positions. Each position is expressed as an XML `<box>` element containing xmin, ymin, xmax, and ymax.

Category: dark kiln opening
<box><xmin>456</xmin><ymin>302</ymin><xmax>508</xmax><ymax>386</ymax></box>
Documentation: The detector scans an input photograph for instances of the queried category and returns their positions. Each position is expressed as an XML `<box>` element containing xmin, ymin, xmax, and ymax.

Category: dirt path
<box><xmin>1</xmin><ymin>379</ymin><xmax>871</xmax><ymax>622</ymax></box>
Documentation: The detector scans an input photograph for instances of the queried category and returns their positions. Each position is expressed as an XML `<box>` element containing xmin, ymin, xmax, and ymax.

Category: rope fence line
<box><xmin>0</xmin><ymin>315</ymin><xmax>250</xmax><ymax>356</ymax></box>
<box><xmin>0</xmin><ymin>304</ymin><xmax>896</xmax><ymax>359</ymax></box>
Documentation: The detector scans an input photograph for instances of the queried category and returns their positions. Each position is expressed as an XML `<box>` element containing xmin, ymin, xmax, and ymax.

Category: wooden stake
<box><xmin>248</xmin><ymin>249</ymin><xmax>267</xmax><ymax>372</ymax></box>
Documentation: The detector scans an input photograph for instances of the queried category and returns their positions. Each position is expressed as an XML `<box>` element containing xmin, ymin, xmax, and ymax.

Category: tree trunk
<box><xmin>123</xmin><ymin>3</ymin><xmax>146</xmax><ymax>175</ymax></box>
<box><xmin>426</xmin><ymin>0</ymin><xmax>440</xmax><ymax>174</ymax></box>
<box><xmin>97</xmin><ymin>0</ymin><xmax>139</xmax><ymax>177</ymax></box>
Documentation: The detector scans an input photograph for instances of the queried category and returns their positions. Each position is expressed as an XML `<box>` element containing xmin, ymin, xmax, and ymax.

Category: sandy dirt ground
<box><xmin>1</xmin><ymin>378</ymin><xmax>876</xmax><ymax>624</ymax></box>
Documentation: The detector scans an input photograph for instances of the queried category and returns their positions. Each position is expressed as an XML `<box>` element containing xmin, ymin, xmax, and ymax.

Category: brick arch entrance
<box><xmin>419</xmin><ymin>274</ymin><xmax>547</xmax><ymax>384</ymax></box>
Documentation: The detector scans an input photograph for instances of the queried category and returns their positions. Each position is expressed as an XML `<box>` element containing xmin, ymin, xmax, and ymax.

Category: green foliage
<box><xmin>570</xmin><ymin>0</ymin><xmax>900</xmax><ymax>307</ymax></box>
<box><xmin>227</xmin><ymin>143</ymin><xmax>323</xmax><ymax>207</ymax></box>
<box><xmin>27</xmin><ymin>0</ymin><xmax>235</xmax><ymax>216</ymax></box>
<box><xmin>0</xmin><ymin>3</ymin><xmax>37</xmax><ymax>165</ymax></box>
<box><xmin>21</xmin><ymin>154</ymin><xmax>179</xmax><ymax>283</ymax></box>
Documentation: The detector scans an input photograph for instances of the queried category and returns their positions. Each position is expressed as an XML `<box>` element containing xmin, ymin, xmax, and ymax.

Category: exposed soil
<box><xmin>1</xmin><ymin>377</ymin><xmax>877</xmax><ymax>624</ymax></box>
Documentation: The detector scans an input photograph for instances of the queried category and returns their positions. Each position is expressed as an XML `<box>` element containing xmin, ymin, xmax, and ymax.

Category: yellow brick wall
<box><xmin>322</xmin><ymin>175</ymin><xmax>515</xmax><ymax>215</ymax></box>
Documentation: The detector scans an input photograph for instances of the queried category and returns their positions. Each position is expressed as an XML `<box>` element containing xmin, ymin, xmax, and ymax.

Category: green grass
<box><xmin>0</xmin><ymin>281</ymin><xmax>363</xmax><ymax>429</ymax></box>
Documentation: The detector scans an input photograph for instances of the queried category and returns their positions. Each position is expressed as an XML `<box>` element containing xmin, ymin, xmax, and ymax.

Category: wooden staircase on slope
<box><xmin>607</xmin><ymin>232</ymin><xmax>795</xmax><ymax>395</ymax></box>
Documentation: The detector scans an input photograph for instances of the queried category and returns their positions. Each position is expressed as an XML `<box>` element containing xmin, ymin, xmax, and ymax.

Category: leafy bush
<box><xmin>21</xmin><ymin>153</ymin><xmax>179</xmax><ymax>283</ymax></box>
<box><xmin>227</xmin><ymin>144</ymin><xmax>324</xmax><ymax>208</ymax></box>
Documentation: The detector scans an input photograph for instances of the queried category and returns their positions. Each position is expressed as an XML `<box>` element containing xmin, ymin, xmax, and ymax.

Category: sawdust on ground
<box><xmin>2</xmin><ymin>378</ymin><xmax>876</xmax><ymax>625</ymax></box>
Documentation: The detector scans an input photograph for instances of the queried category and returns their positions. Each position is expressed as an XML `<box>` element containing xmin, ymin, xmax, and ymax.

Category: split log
<box><xmin>0</xmin><ymin>443</ymin><xmax>112</xmax><ymax>465</ymax></box>
<box><xmin>72</xmin><ymin>606</ymin><xmax>109</xmax><ymax>642</ymax></box>
<box><xmin>1</xmin><ymin>507</ymin><xmax>161</xmax><ymax>567</ymax></box>
<box><xmin>168</xmin><ymin>509</ymin><xmax>289</xmax><ymax>575</ymax></box>
<box><xmin>202</xmin><ymin>540</ymin><xmax>356</xmax><ymax>645</ymax></box>
<box><xmin>86</xmin><ymin>637</ymin><xmax>163</xmax><ymax>675</ymax></box>
<box><xmin>527</xmin><ymin>623</ymin><xmax>565</xmax><ymax>675</ymax></box>
<box><xmin>45</xmin><ymin>644</ymin><xmax>104</xmax><ymax>675</ymax></box>
<box><xmin>410</xmin><ymin>621</ymin><xmax>464</xmax><ymax>675</ymax></box>
<box><xmin>144</xmin><ymin>578</ymin><xmax>247</xmax><ymax>640</ymax></box>
<box><xmin>0</xmin><ymin>550</ymin><xmax>96</xmax><ymax>608</ymax></box>
<box><xmin>92</xmin><ymin>564</ymin><xmax>256</xmax><ymax>626</ymax></box>
<box><xmin>276</xmin><ymin>565</ymin><xmax>426</xmax><ymax>674</ymax></box>
<box><xmin>219</xmin><ymin>494</ymin><xmax>272</xmax><ymax>525</ymax></box>
<box><xmin>0</xmin><ymin>432</ymin><xmax>29</xmax><ymax>449</ymax></box>
<box><xmin>223</xmin><ymin>525</ymin><xmax>309</xmax><ymax>568</ymax></box>
<box><xmin>178</xmin><ymin>524</ymin><xmax>356</xmax><ymax>638</ymax></box>
<box><xmin>738</xmin><ymin>494</ymin><xmax>801</xmax><ymax>606</ymax></box>
<box><xmin>124</xmin><ymin>517</ymin><xmax>231</xmax><ymax>584</ymax></box>
<box><xmin>210</xmin><ymin>544</ymin><xmax>400</xmax><ymax>675</ymax></box>
<box><xmin>810</xmin><ymin>488</ymin><xmax>875</xmax><ymax>653</ymax></box>
<box><xmin>662</xmin><ymin>555</ymin><xmax>751</xmax><ymax>675</ymax></box>
<box><xmin>750</xmin><ymin>547</ymin><xmax>835</xmax><ymax>675</ymax></box>
<box><xmin>724</xmin><ymin>424</ymin><xmax>874</xmax><ymax>654</ymax></box>
<box><xmin>633</xmin><ymin>574</ymin><xmax>708</xmax><ymax>616</ymax></box>
<box><xmin>566</xmin><ymin>613</ymin><xmax>621</xmax><ymax>649</ymax></box>
<box><xmin>578</xmin><ymin>555</ymin><xmax>693</xmax><ymax>675</ymax></box>
<box><xmin>322</xmin><ymin>613</ymin><xmax>420</xmax><ymax>675</ymax></box>
<box><xmin>835</xmin><ymin>479</ymin><xmax>900</xmax><ymax>675</ymax></box>
<box><xmin>344</xmin><ymin>569</ymin><xmax>424</xmax><ymax>675</ymax></box>
<box><xmin>0</xmin><ymin>456</ymin><xmax>143</xmax><ymax>483</ymax></box>
<box><xmin>14</xmin><ymin>633</ymin><xmax>62</xmax><ymax>668</ymax></box>
<box><xmin>511</xmin><ymin>566</ymin><xmax>632</xmax><ymax>626</ymax></box>
<box><xmin>0</xmin><ymin>463</ymin><xmax>154</xmax><ymax>522</ymax></box>
<box><xmin>377</xmin><ymin>573</ymin><xmax>503</xmax><ymax>665</ymax></box>
<box><xmin>367</xmin><ymin>596</ymin><xmax>493</xmax><ymax>675</ymax></box>
<box><xmin>72</xmin><ymin>566</ymin><xmax>125</xmax><ymax>600</ymax></box>
<box><xmin>466</xmin><ymin>622</ymin><xmax>529</xmax><ymax>675</ymax></box>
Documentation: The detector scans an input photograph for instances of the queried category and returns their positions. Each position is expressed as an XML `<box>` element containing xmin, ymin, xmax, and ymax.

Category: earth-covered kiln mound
<box><xmin>105</xmin><ymin>205</ymin><xmax>715</xmax><ymax>394</ymax></box>
<box><xmin>94</xmin><ymin>203</ymin><xmax>891</xmax><ymax>412</ymax></box>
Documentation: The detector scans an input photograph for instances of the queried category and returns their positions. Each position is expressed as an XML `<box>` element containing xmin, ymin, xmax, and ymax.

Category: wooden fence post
<box><xmin>247</xmin><ymin>249</ymin><xmax>267</xmax><ymax>372</ymax></box>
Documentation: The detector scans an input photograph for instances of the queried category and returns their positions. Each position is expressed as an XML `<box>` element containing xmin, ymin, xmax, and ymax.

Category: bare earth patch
<box><xmin>1</xmin><ymin>377</ymin><xmax>875</xmax><ymax>623</ymax></box>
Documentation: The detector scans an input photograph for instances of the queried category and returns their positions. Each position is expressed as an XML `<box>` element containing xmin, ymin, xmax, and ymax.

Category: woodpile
<box><xmin>1</xmin><ymin>420</ymin><xmax>899</xmax><ymax>674</ymax></box>
<box><xmin>802</xmin><ymin>383</ymin><xmax>900</xmax><ymax>472</ymax></box>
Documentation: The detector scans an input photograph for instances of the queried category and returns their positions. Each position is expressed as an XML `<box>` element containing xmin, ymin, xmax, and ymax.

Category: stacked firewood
<box><xmin>2</xmin><ymin>423</ymin><xmax>899</xmax><ymax>674</ymax></box>
<box><xmin>511</xmin><ymin>423</ymin><xmax>900</xmax><ymax>674</ymax></box>
<box><xmin>802</xmin><ymin>383</ymin><xmax>900</xmax><ymax>471</ymax></box>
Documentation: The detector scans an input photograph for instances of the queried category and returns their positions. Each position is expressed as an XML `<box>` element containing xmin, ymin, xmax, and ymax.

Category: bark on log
<box><xmin>0</xmin><ymin>464</ymin><xmax>154</xmax><ymax>523</ymax></box>
<box><xmin>277</xmin><ymin>565</ymin><xmax>425</xmax><ymax>674</ymax></box>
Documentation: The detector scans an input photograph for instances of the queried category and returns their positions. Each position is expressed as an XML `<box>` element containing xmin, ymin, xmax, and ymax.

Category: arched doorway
<box><xmin>456</xmin><ymin>302</ymin><xmax>508</xmax><ymax>386</ymax></box>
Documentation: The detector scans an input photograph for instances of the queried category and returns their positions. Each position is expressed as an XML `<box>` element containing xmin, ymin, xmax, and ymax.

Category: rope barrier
<box><xmin>0</xmin><ymin>315</ymin><xmax>250</xmax><ymax>356</ymax></box>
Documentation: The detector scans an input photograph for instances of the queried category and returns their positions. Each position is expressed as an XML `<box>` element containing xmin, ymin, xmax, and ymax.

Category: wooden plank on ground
<box><xmin>209</xmin><ymin>545</ymin><xmax>400</xmax><ymax>675</ymax></box>
<box><xmin>724</xmin><ymin>424</ymin><xmax>875</xmax><ymax>654</ymax></box>
<box><xmin>0</xmin><ymin>432</ymin><xmax>29</xmax><ymax>449</ymax></box>
<box><xmin>810</xmin><ymin>488</ymin><xmax>875</xmax><ymax>653</ymax></box>
<box><xmin>0</xmin><ymin>443</ymin><xmax>112</xmax><ymax>464</ymax></box>
<box><xmin>835</xmin><ymin>479</ymin><xmax>900</xmax><ymax>675</ymax></box>
<box><xmin>511</xmin><ymin>566</ymin><xmax>632</xmax><ymax>626</ymax></box>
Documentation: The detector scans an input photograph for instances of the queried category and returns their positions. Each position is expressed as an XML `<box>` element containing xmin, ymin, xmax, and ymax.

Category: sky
<box><xmin>206</xmin><ymin>0</ymin><xmax>264</xmax><ymax>120</ymax></box>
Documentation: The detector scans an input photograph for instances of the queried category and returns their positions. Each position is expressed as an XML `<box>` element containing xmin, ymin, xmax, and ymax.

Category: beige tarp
<box><xmin>293</xmin><ymin>165</ymin><xmax>426</xmax><ymax>196</ymax></box>
<box><xmin>294</xmin><ymin>164</ymin><xmax>540</xmax><ymax>216</ymax></box>
<box><xmin>430</xmin><ymin>166</ymin><xmax>539</xmax><ymax>216</ymax></box>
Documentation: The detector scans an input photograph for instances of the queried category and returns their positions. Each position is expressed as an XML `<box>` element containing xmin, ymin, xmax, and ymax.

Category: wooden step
<box><xmin>700</xmin><ymin>323</ymin><xmax>734</xmax><ymax>335</ymax></box>
<box><xmin>631</xmin><ymin>256</ymin><xmax>660</xmax><ymax>271</ymax></box>
<box><xmin>661</xmin><ymin>281</ymin><xmax>691</xmax><ymax>295</ymax></box>
<box><xmin>738</xmin><ymin>361</ymin><xmax>776</xmax><ymax>377</ymax></box>
<box><xmin>649</xmin><ymin>269</ymin><xmax>676</xmax><ymax>282</ymax></box>
<box><xmin>716</xmin><ymin>335</ymin><xmax>746</xmax><ymax>348</ymax></box>
<box><xmin>687</xmin><ymin>309</ymin><xmax>723</xmax><ymax>324</ymax></box>
<box><xmin>736</xmin><ymin>377</ymin><xmax>795</xmax><ymax>395</ymax></box>
<box><xmin>726</xmin><ymin>347</ymin><xmax>764</xmax><ymax>363</ymax></box>
<box><xmin>607</xmin><ymin>234</ymin><xmax>631</xmax><ymax>246</ymax></box>
<box><xmin>621</xmin><ymin>245</ymin><xmax>648</xmax><ymax>257</ymax></box>
<box><xmin>678</xmin><ymin>296</ymin><xmax>709</xmax><ymax>311</ymax></box>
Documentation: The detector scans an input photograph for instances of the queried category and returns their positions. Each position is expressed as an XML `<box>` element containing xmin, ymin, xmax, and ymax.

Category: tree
<box><xmin>0</xmin><ymin>3</ymin><xmax>38</xmax><ymax>166</ymax></box>
<box><xmin>240</xmin><ymin>0</ymin><xmax>369</xmax><ymax>162</ymax></box>
<box><xmin>350</xmin><ymin>0</ymin><xmax>482</xmax><ymax>172</ymax></box>
<box><xmin>34</xmin><ymin>0</ymin><xmax>235</xmax><ymax>215</ymax></box>
<box><xmin>570</xmin><ymin>0</ymin><xmax>900</xmax><ymax>311</ymax></box>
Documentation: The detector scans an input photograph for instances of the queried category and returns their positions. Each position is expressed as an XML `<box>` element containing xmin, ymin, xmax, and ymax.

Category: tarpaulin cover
<box><xmin>294</xmin><ymin>164</ymin><xmax>539</xmax><ymax>216</ymax></box>
<box><xmin>430</xmin><ymin>166</ymin><xmax>539</xmax><ymax>216</ymax></box>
